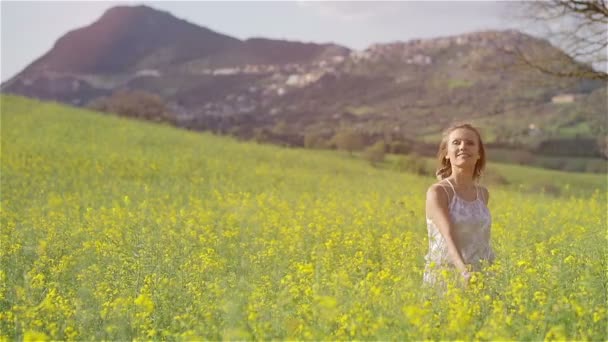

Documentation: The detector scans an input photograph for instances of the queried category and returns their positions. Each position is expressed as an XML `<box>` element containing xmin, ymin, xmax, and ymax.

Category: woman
<box><xmin>423</xmin><ymin>123</ymin><xmax>495</xmax><ymax>288</ymax></box>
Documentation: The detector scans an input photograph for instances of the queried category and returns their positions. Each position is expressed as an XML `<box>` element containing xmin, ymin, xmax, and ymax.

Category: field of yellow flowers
<box><xmin>1</xmin><ymin>95</ymin><xmax>606</xmax><ymax>340</ymax></box>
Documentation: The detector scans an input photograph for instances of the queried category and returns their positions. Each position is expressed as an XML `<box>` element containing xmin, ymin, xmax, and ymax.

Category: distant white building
<box><xmin>243</xmin><ymin>65</ymin><xmax>261</xmax><ymax>73</ymax></box>
<box><xmin>135</xmin><ymin>69</ymin><xmax>161</xmax><ymax>77</ymax></box>
<box><xmin>286</xmin><ymin>74</ymin><xmax>301</xmax><ymax>86</ymax></box>
<box><xmin>213</xmin><ymin>68</ymin><xmax>239</xmax><ymax>75</ymax></box>
<box><xmin>285</xmin><ymin>72</ymin><xmax>322</xmax><ymax>87</ymax></box>
<box><xmin>528</xmin><ymin>123</ymin><xmax>541</xmax><ymax>136</ymax></box>
<box><xmin>551</xmin><ymin>94</ymin><xmax>575</xmax><ymax>104</ymax></box>
<box><xmin>409</xmin><ymin>54</ymin><xmax>432</xmax><ymax>65</ymax></box>
<box><xmin>456</xmin><ymin>36</ymin><xmax>468</xmax><ymax>45</ymax></box>
<box><xmin>350</xmin><ymin>50</ymin><xmax>371</xmax><ymax>61</ymax></box>
<box><xmin>332</xmin><ymin>56</ymin><xmax>345</xmax><ymax>63</ymax></box>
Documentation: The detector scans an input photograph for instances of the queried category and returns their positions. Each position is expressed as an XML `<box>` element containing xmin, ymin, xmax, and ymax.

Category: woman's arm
<box><xmin>426</xmin><ymin>184</ymin><xmax>468</xmax><ymax>274</ymax></box>
<box><xmin>481</xmin><ymin>186</ymin><xmax>494</xmax><ymax>263</ymax></box>
<box><xmin>482</xmin><ymin>186</ymin><xmax>490</xmax><ymax>206</ymax></box>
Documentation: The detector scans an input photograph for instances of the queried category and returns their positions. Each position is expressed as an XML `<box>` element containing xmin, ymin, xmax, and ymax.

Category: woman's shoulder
<box><xmin>476</xmin><ymin>184</ymin><xmax>490</xmax><ymax>203</ymax></box>
<box><xmin>426</xmin><ymin>180</ymin><xmax>451</xmax><ymax>201</ymax></box>
<box><xmin>426</xmin><ymin>179</ymin><xmax>448</xmax><ymax>192</ymax></box>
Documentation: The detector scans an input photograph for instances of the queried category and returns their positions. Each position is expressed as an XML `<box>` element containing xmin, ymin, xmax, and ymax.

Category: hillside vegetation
<box><xmin>2</xmin><ymin>5</ymin><xmax>606</xmax><ymax>164</ymax></box>
<box><xmin>1</xmin><ymin>96</ymin><xmax>606</xmax><ymax>340</ymax></box>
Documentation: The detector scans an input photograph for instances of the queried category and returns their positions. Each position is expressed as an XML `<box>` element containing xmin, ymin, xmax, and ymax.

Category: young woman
<box><xmin>423</xmin><ymin>123</ymin><xmax>495</xmax><ymax>288</ymax></box>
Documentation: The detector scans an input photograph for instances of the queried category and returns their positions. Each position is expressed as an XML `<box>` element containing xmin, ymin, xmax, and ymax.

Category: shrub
<box><xmin>389</xmin><ymin>141</ymin><xmax>412</xmax><ymax>154</ymax></box>
<box><xmin>480</xmin><ymin>169</ymin><xmax>510</xmax><ymax>186</ymax></box>
<box><xmin>585</xmin><ymin>160</ymin><xmax>608</xmax><ymax>173</ymax></box>
<box><xmin>253</xmin><ymin>128</ymin><xmax>271</xmax><ymax>144</ymax></box>
<box><xmin>394</xmin><ymin>154</ymin><xmax>429</xmax><ymax>176</ymax></box>
<box><xmin>88</xmin><ymin>90</ymin><xmax>173</xmax><ymax>123</ymax></box>
<box><xmin>304</xmin><ymin>132</ymin><xmax>328</xmax><ymax>149</ymax></box>
<box><xmin>332</xmin><ymin>129</ymin><xmax>365</xmax><ymax>156</ymax></box>
<box><xmin>510</xmin><ymin>150</ymin><xmax>535</xmax><ymax>165</ymax></box>
<box><xmin>364</xmin><ymin>141</ymin><xmax>386</xmax><ymax>166</ymax></box>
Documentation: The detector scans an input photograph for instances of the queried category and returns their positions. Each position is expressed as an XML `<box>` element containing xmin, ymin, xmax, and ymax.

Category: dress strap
<box><xmin>478</xmin><ymin>185</ymin><xmax>484</xmax><ymax>203</ymax></box>
<box><xmin>443</xmin><ymin>179</ymin><xmax>456</xmax><ymax>204</ymax></box>
<box><xmin>445</xmin><ymin>179</ymin><xmax>456</xmax><ymax>193</ymax></box>
<box><xmin>439</xmin><ymin>184</ymin><xmax>451</xmax><ymax>199</ymax></box>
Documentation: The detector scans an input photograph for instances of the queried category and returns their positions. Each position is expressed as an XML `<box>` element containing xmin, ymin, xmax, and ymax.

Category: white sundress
<box><xmin>423</xmin><ymin>179</ymin><xmax>495</xmax><ymax>286</ymax></box>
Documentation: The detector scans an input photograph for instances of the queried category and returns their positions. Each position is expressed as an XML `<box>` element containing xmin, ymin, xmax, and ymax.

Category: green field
<box><xmin>1</xmin><ymin>95</ymin><xmax>606</xmax><ymax>340</ymax></box>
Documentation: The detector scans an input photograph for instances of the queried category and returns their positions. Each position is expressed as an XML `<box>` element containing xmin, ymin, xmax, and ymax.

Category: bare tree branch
<box><xmin>513</xmin><ymin>0</ymin><xmax>608</xmax><ymax>81</ymax></box>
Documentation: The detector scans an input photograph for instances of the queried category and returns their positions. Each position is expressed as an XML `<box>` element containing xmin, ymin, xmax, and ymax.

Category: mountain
<box><xmin>2</xmin><ymin>5</ymin><xmax>350</xmax><ymax>105</ymax></box>
<box><xmin>2</xmin><ymin>5</ymin><xmax>606</xmax><ymax>164</ymax></box>
<box><xmin>16</xmin><ymin>5</ymin><xmax>241</xmax><ymax>75</ymax></box>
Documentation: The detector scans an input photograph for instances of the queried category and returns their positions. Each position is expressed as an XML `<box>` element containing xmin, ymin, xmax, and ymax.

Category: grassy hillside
<box><xmin>1</xmin><ymin>95</ymin><xmax>606</xmax><ymax>340</ymax></box>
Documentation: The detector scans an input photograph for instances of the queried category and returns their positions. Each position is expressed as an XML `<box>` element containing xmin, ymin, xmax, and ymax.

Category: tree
<box><xmin>597</xmin><ymin>135</ymin><xmax>608</xmax><ymax>159</ymax></box>
<box><xmin>363</xmin><ymin>141</ymin><xmax>386</xmax><ymax>166</ymax></box>
<box><xmin>304</xmin><ymin>131</ymin><xmax>328</xmax><ymax>149</ymax></box>
<box><xmin>388</xmin><ymin>140</ymin><xmax>412</xmax><ymax>154</ymax></box>
<box><xmin>272</xmin><ymin>120</ymin><xmax>289</xmax><ymax>135</ymax></box>
<box><xmin>510</xmin><ymin>0</ymin><xmax>607</xmax><ymax>80</ymax></box>
<box><xmin>332</xmin><ymin>129</ymin><xmax>365</xmax><ymax>156</ymax></box>
<box><xmin>88</xmin><ymin>90</ymin><xmax>173</xmax><ymax>122</ymax></box>
<box><xmin>394</xmin><ymin>154</ymin><xmax>428</xmax><ymax>176</ymax></box>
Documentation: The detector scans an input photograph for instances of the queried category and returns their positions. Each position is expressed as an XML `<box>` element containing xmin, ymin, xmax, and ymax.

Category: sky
<box><xmin>1</xmin><ymin>1</ymin><xmax>528</xmax><ymax>82</ymax></box>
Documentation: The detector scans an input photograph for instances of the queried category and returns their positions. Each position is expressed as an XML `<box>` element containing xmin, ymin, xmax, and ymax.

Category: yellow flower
<box><xmin>23</xmin><ymin>331</ymin><xmax>48</xmax><ymax>342</ymax></box>
<box><xmin>134</xmin><ymin>294</ymin><xmax>155</xmax><ymax>313</ymax></box>
<box><xmin>544</xmin><ymin>325</ymin><xmax>567</xmax><ymax>341</ymax></box>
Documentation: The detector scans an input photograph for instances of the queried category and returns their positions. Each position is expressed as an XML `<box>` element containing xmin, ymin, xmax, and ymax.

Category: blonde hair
<box><xmin>435</xmin><ymin>123</ymin><xmax>486</xmax><ymax>180</ymax></box>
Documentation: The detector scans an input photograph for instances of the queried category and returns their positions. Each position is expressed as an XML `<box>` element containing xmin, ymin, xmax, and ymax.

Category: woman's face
<box><xmin>445</xmin><ymin>128</ymin><xmax>480</xmax><ymax>168</ymax></box>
